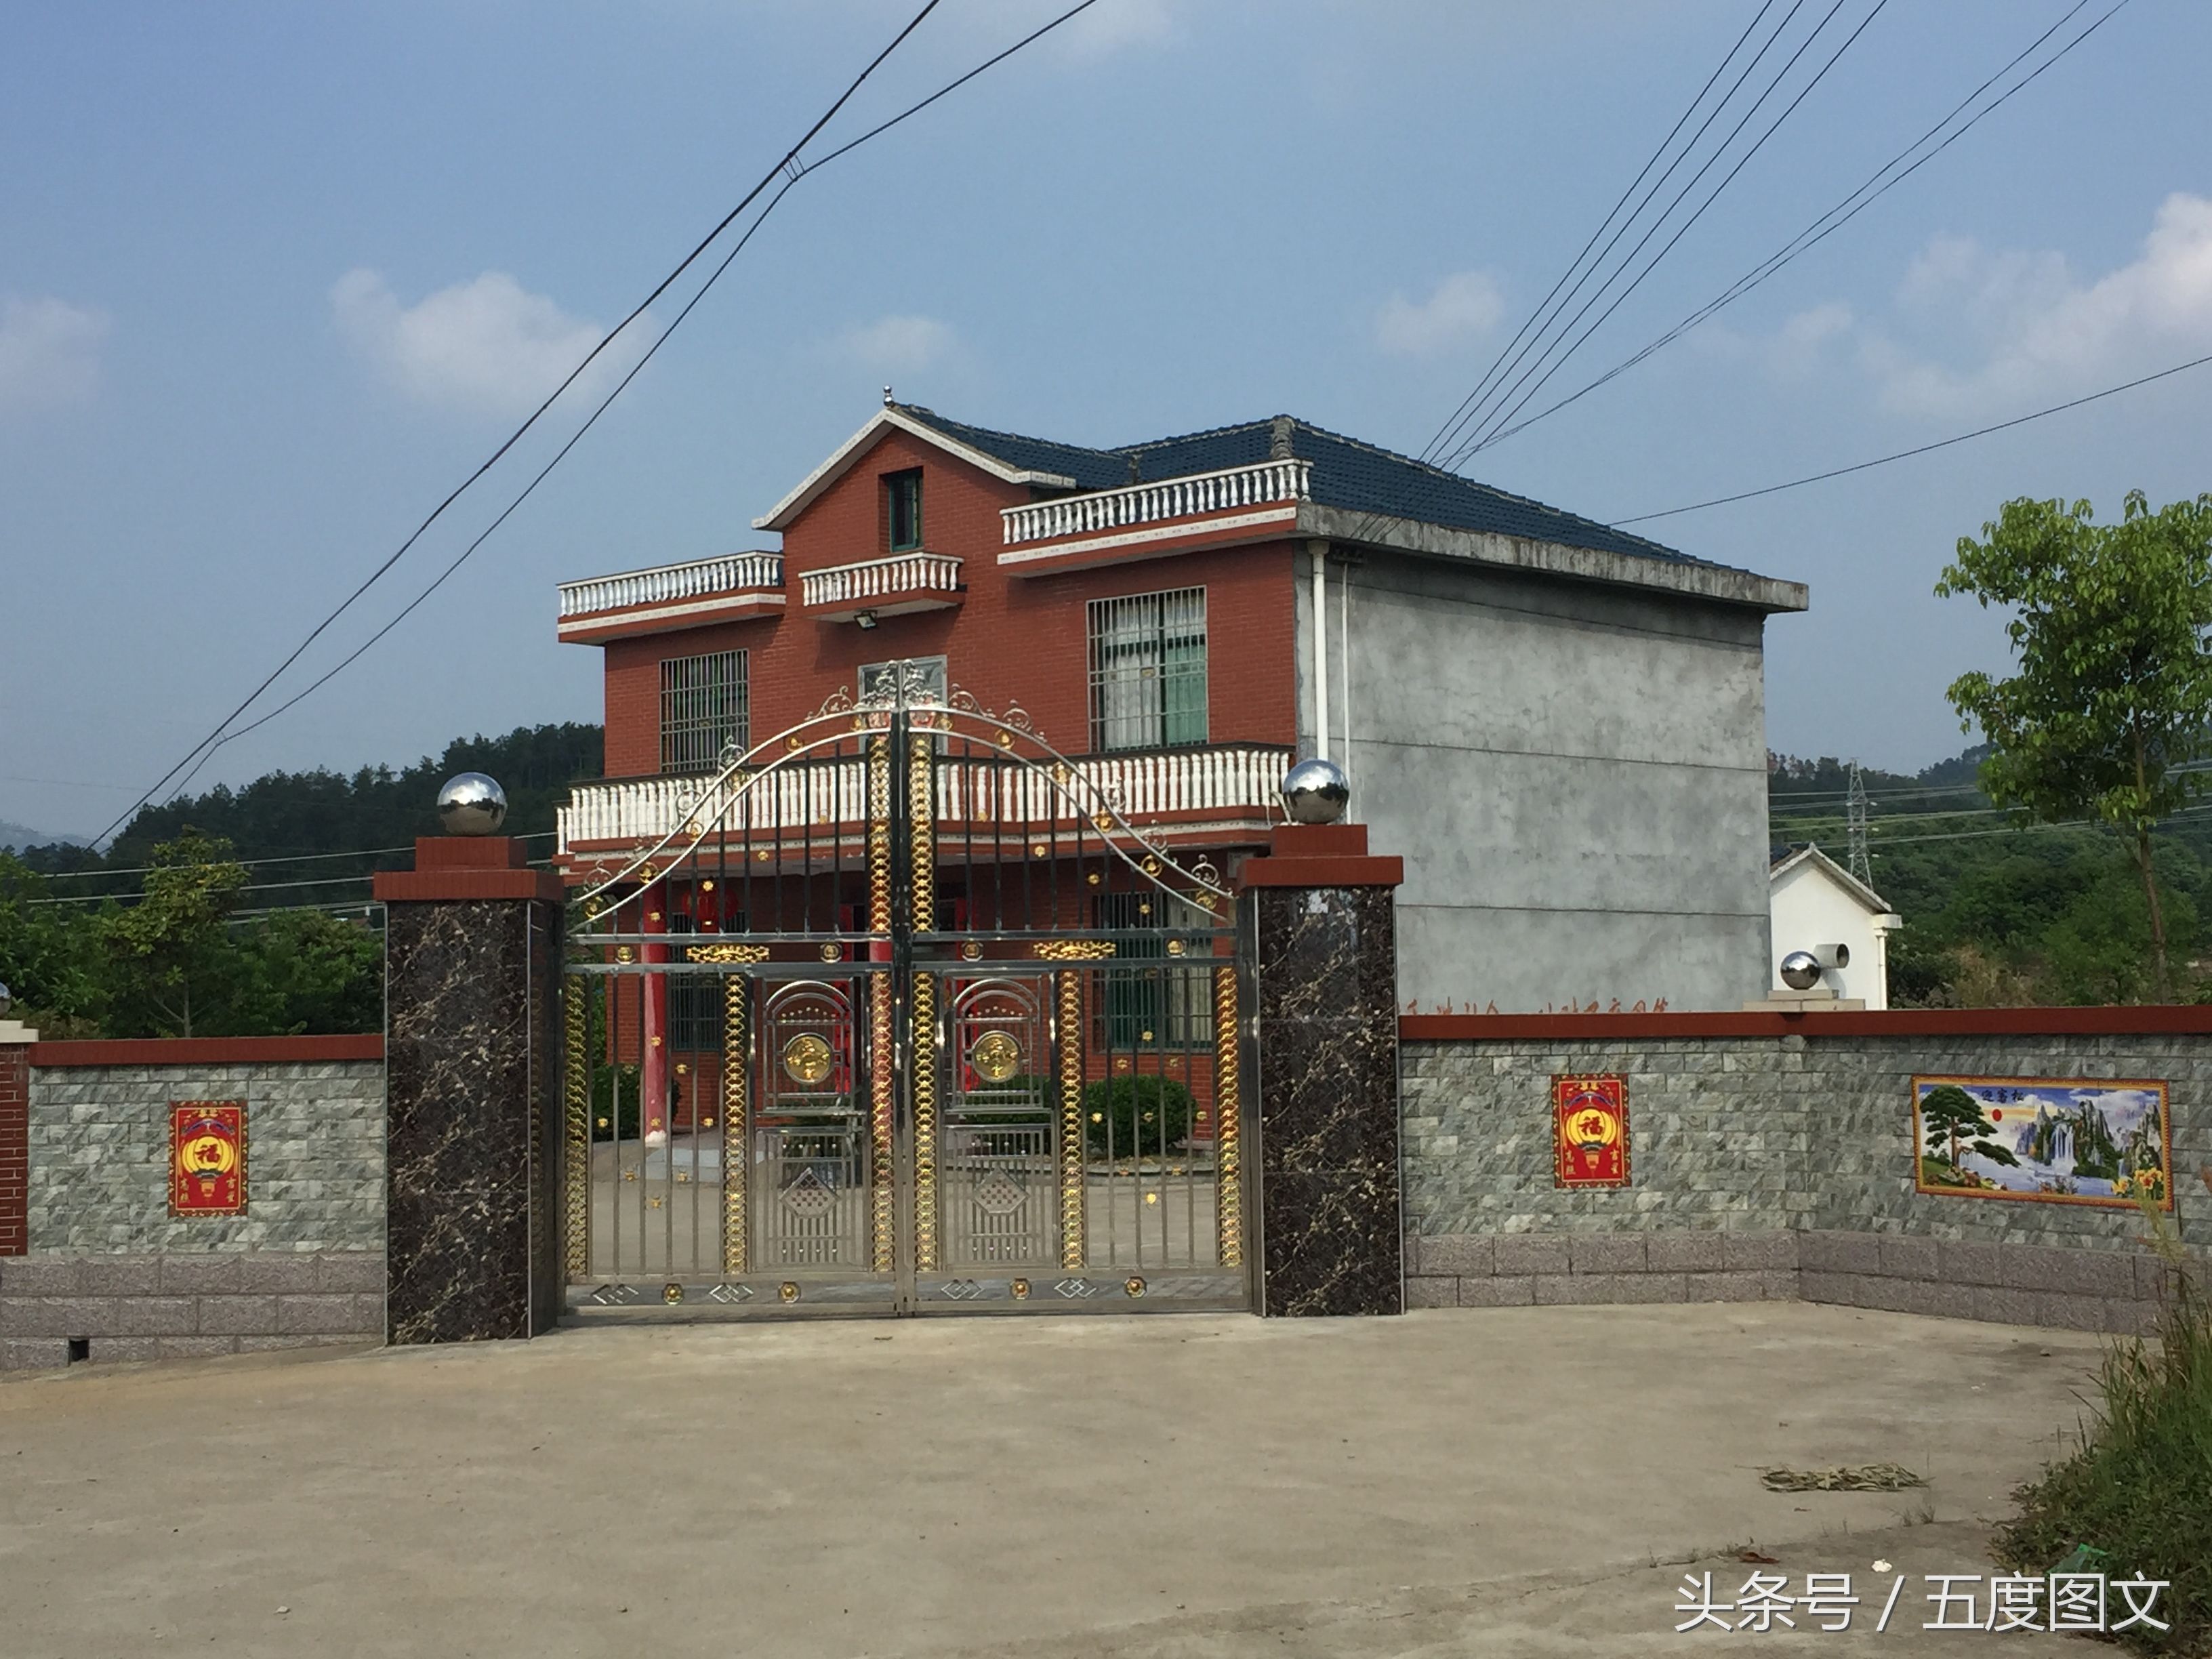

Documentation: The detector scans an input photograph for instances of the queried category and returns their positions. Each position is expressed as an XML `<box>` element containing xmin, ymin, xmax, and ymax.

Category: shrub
<box><xmin>1994</xmin><ymin>1214</ymin><xmax>2210</xmax><ymax>1654</ymax></box>
<box><xmin>1083</xmin><ymin>1074</ymin><xmax>1195</xmax><ymax>1158</ymax></box>
<box><xmin>590</xmin><ymin>1064</ymin><xmax>640</xmax><ymax>1141</ymax></box>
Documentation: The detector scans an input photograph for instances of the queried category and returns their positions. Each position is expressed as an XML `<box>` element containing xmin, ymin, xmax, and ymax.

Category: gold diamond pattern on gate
<box><xmin>971</xmin><ymin>1167</ymin><xmax>1027</xmax><ymax>1217</ymax></box>
<box><xmin>781</xmin><ymin>1168</ymin><xmax>837</xmax><ymax>1218</ymax></box>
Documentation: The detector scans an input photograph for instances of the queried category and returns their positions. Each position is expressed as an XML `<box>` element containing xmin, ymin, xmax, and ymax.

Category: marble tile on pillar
<box><xmin>1254</xmin><ymin>1014</ymin><xmax>1399</xmax><ymax>1175</ymax></box>
<box><xmin>1259</xmin><ymin>1168</ymin><xmax>1404</xmax><ymax>1317</ymax></box>
<box><xmin>385</xmin><ymin>899</ymin><xmax>546</xmax><ymax>1343</ymax></box>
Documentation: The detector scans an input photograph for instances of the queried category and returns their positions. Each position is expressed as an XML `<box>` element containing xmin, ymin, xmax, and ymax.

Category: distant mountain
<box><xmin>0</xmin><ymin>821</ymin><xmax>85</xmax><ymax>853</ymax></box>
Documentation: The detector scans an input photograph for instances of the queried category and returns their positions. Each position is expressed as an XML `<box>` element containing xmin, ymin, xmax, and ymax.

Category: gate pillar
<box><xmin>373</xmin><ymin>789</ymin><xmax>565</xmax><ymax>1344</ymax></box>
<box><xmin>1237</xmin><ymin>821</ymin><xmax>1405</xmax><ymax>1315</ymax></box>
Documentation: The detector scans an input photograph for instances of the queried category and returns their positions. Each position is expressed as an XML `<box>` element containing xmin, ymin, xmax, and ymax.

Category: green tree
<box><xmin>1919</xmin><ymin>1083</ymin><xmax>2021</xmax><ymax>1182</ymax></box>
<box><xmin>1937</xmin><ymin>490</ymin><xmax>2212</xmax><ymax>1002</ymax></box>
<box><xmin>0</xmin><ymin>853</ymin><xmax>104</xmax><ymax>1028</ymax></box>
<box><xmin>224</xmin><ymin>909</ymin><xmax>383</xmax><ymax>1036</ymax></box>
<box><xmin>98</xmin><ymin>829</ymin><xmax>248</xmax><ymax>1037</ymax></box>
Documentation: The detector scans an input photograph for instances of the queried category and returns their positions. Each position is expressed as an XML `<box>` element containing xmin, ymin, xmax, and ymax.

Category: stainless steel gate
<box><xmin>561</xmin><ymin>668</ymin><xmax>1252</xmax><ymax>1317</ymax></box>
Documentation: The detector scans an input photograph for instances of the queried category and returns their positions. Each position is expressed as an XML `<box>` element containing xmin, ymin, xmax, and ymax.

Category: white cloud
<box><xmin>1061</xmin><ymin>0</ymin><xmax>1175</xmax><ymax>55</ymax></box>
<box><xmin>1765</xmin><ymin>302</ymin><xmax>1854</xmax><ymax>380</ymax></box>
<box><xmin>1863</xmin><ymin>192</ymin><xmax>2212</xmax><ymax>417</ymax></box>
<box><xmin>1374</xmin><ymin>270</ymin><xmax>1506</xmax><ymax>356</ymax></box>
<box><xmin>834</xmin><ymin>314</ymin><xmax>960</xmax><ymax>375</ymax></box>
<box><xmin>0</xmin><ymin>295</ymin><xmax>110</xmax><ymax>414</ymax></box>
<box><xmin>331</xmin><ymin>268</ymin><xmax>638</xmax><ymax>419</ymax></box>
<box><xmin>951</xmin><ymin>0</ymin><xmax>1176</xmax><ymax>59</ymax></box>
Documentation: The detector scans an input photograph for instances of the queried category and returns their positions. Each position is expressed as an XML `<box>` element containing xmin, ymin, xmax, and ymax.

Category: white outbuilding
<box><xmin>1767</xmin><ymin>844</ymin><xmax>1904</xmax><ymax>1010</ymax></box>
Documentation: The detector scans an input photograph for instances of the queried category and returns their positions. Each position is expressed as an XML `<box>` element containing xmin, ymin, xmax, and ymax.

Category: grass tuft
<box><xmin>1994</xmin><ymin>1198</ymin><xmax>2212</xmax><ymax>1654</ymax></box>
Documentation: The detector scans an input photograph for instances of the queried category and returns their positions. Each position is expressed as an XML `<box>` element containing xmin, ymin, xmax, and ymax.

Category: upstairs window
<box><xmin>660</xmin><ymin>649</ymin><xmax>748</xmax><ymax>774</ymax></box>
<box><xmin>886</xmin><ymin>468</ymin><xmax>924</xmax><ymax>552</ymax></box>
<box><xmin>1088</xmin><ymin>588</ymin><xmax>1208</xmax><ymax>753</ymax></box>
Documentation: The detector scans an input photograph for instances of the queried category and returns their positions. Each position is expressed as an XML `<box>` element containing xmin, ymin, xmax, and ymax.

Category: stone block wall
<box><xmin>1</xmin><ymin>1038</ymin><xmax>386</xmax><ymax>1370</ymax></box>
<box><xmin>1400</xmin><ymin>1014</ymin><xmax>2209</xmax><ymax>1334</ymax></box>
<box><xmin>0</xmin><ymin>1252</ymin><xmax>384</xmax><ymax>1370</ymax></box>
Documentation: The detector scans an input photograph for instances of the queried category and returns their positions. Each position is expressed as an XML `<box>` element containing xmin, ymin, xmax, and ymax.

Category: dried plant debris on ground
<box><xmin>1761</xmin><ymin>1463</ymin><xmax>1929</xmax><ymax>1492</ymax></box>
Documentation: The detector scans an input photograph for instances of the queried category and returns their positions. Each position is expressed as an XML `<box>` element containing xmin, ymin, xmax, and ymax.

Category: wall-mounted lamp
<box><xmin>854</xmin><ymin>610</ymin><xmax>879</xmax><ymax>630</ymax></box>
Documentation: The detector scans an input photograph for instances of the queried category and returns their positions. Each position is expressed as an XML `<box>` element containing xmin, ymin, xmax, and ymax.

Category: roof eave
<box><xmin>753</xmin><ymin>408</ymin><xmax>1078</xmax><ymax>531</ymax></box>
<box><xmin>1770</xmin><ymin>842</ymin><xmax>1896</xmax><ymax>914</ymax></box>
<box><xmin>1299</xmin><ymin>503</ymin><xmax>1809</xmax><ymax>615</ymax></box>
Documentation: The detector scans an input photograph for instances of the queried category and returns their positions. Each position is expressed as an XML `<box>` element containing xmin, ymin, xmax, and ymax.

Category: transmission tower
<box><xmin>1845</xmin><ymin>761</ymin><xmax>1872</xmax><ymax>887</ymax></box>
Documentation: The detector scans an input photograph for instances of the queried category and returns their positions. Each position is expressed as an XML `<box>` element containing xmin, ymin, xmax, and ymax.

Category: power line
<box><xmin>26</xmin><ymin>832</ymin><xmax>559</xmax><ymax>884</ymax></box>
<box><xmin>1613</xmin><ymin>350</ymin><xmax>2212</xmax><ymax>525</ymax></box>
<box><xmin>1411</xmin><ymin>0</ymin><xmax>1787</xmax><ymax>474</ymax></box>
<box><xmin>94</xmin><ymin>0</ymin><xmax>960</xmax><ymax>849</ymax></box>
<box><xmin>135</xmin><ymin>0</ymin><xmax>1105</xmax><ymax>815</ymax></box>
<box><xmin>1442</xmin><ymin>0</ymin><xmax>1889</xmax><ymax>468</ymax></box>
<box><xmin>1473</xmin><ymin>0</ymin><xmax>2129</xmax><ymax>455</ymax></box>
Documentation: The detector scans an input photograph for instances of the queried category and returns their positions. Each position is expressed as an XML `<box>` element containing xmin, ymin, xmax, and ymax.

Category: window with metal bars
<box><xmin>1087</xmin><ymin>588</ymin><xmax>1207</xmax><ymax>754</ymax></box>
<box><xmin>886</xmin><ymin>469</ymin><xmax>923</xmax><ymax>552</ymax></box>
<box><xmin>659</xmin><ymin>649</ymin><xmax>748</xmax><ymax>775</ymax></box>
<box><xmin>664</xmin><ymin>915</ymin><xmax>720</xmax><ymax>1051</ymax></box>
<box><xmin>1095</xmin><ymin>890</ymin><xmax>1210</xmax><ymax>1046</ymax></box>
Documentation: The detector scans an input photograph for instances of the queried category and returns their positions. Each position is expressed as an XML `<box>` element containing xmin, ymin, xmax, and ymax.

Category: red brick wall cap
<box><xmin>30</xmin><ymin>1035</ymin><xmax>384</xmax><ymax>1067</ymax></box>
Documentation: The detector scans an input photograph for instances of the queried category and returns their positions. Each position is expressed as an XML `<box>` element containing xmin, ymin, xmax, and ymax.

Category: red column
<box><xmin>0</xmin><ymin>1024</ymin><xmax>36</xmax><ymax>1256</ymax></box>
<box><xmin>640</xmin><ymin>881</ymin><xmax>670</xmax><ymax>1147</ymax></box>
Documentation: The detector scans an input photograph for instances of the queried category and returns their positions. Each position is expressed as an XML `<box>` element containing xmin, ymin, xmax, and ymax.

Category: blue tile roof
<box><xmin>897</xmin><ymin>405</ymin><xmax>1696</xmax><ymax>567</ymax></box>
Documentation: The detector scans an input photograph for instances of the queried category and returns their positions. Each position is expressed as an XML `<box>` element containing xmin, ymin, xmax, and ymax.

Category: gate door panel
<box><xmin>756</xmin><ymin>978</ymin><xmax>875</xmax><ymax>1276</ymax></box>
<box><xmin>936</xmin><ymin>975</ymin><xmax>1057</xmax><ymax>1271</ymax></box>
<box><xmin>562</xmin><ymin>665</ymin><xmax>1255</xmax><ymax>1317</ymax></box>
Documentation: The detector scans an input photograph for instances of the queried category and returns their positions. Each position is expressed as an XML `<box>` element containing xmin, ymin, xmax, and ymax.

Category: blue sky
<box><xmin>4</xmin><ymin>0</ymin><xmax>2210</xmax><ymax>840</ymax></box>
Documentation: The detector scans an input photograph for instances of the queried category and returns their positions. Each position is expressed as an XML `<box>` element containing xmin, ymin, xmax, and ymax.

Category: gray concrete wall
<box><xmin>1401</xmin><ymin>1031</ymin><xmax>2208</xmax><ymax>1332</ymax></box>
<box><xmin>1304</xmin><ymin>547</ymin><xmax>1777</xmax><ymax>1012</ymax></box>
<box><xmin>26</xmin><ymin>1061</ymin><xmax>385</xmax><ymax>1252</ymax></box>
<box><xmin>3</xmin><ymin>1059</ymin><xmax>386</xmax><ymax>1370</ymax></box>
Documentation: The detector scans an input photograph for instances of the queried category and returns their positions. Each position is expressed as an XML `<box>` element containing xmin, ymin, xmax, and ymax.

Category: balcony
<box><xmin>999</xmin><ymin>459</ymin><xmax>1311</xmax><ymax>573</ymax></box>
<box><xmin>797</xmin><ymin>552</ymin><xmax>964</xmax><ymax>623</ymax></box>
<box><xmin>556</xmin><ymin>743</ymin><xmax>1293</xmax><ymax>861</ymax></box>
<box><xmin>556</xmin><ymin>553</ymin><xmax>785</xmax><ymax>643</ymax></box>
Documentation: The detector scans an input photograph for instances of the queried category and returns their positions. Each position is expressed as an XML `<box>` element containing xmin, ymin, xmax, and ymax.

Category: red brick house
<box><xmin>556</xmin><ymin>398</ymin><xmax>1805</xmax><ymax>1038</ymax></box>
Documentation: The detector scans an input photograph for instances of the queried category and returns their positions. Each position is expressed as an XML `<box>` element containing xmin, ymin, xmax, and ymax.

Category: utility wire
<box><xmin>1445</xmin><ymin>0</ymin><xmax>1887</xmax><ymax>466</ymax></box>
<box><xmin>1410</xmin><ymin>0</ymin><xmax>1785</xmax><ymax>473</ymax></box>
<box><xmin>1473</xmin><ymin>0</ymin><xmax>2129</xmax><ymax>455</ymax></box>
<box><xmin>95</xmin><ymin>0</ymin><xmax>957</xmax><ymax>848</ymax></box>
<box><xmin>27</xmin><ymin>832</ymin><xmax>559</xmax><ymax>883</ymax></box>
<box><xmin>1613</xmin><ymin>349</ymin><xmax>2212</xmax><ymax>525</ymax></box>
<box><xmin>140</xmin><ymin>0</ymin><xmax>1104</xmax><ymax>813</ymax></box>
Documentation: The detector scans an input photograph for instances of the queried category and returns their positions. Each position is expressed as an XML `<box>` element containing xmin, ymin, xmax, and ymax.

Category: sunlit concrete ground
<box><xmin>1</xmin><ymin>1303</ymin><xmax>2110</xmax><ymax>1658</ymax></box>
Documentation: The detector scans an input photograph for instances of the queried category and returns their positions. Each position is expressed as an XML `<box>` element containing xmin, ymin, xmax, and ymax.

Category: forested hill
<box><xmin>1767</xmin><ymin>746</ymin><xmax>2212</xmax><ymax>1006</ymax></box>
<box><xmin>9</xmin><ymin>724</ymin><xmax>602</xmax><ymax>908</ymax></box>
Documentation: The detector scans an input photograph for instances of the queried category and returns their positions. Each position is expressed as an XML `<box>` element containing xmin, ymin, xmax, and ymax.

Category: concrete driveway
<box><xmin>0</xmin><ymin>1303</ymin><xmax>2110</xmax><ymax>1657</ymax></box>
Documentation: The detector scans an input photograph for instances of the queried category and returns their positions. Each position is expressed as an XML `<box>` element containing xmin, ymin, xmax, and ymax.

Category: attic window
<box><xmin>886</xmin><ymin>469</ymin><xmax>923</xmax><ymax>552</ymax></box>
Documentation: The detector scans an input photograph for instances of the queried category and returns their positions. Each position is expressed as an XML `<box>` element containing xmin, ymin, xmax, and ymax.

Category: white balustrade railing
<box><xmin>558</xmin><ymin>744</ymin><xmax>1292</xmax><ymax>853</ymax></box>
<box><xmin>1001</xmin><ymin>458</ymin><xmax>1311</xmax><ymax>546</ymax></box>
<box><xmin>798</xmin><ymin>552</ymin><xmax>963</xmax><ymax>610</ymax></box>
<box><xmin>558</xmin><ymin>553</ymin><xmax>783</xmax><ymax>618</ymax></box>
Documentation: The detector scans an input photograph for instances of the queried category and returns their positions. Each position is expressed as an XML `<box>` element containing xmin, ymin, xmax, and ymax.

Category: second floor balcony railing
<box><xmin>798</xmin><ymin>552</ymin><xmax>963</xmax><ymax>613</ymax></box>
<box><xmin>1001</xmin><ymin>458</ymin><xmax>1311</xmax><ymax>547</ymax></box>
<box><xmin>558</xmin><ymin>552</ymin><xmax>783</xmax><ymax>619</ymax></box>
<box><xmin>557</xmin><ymin>742</ymin><xmax>1292</xmax><ymax>855</ymax></box>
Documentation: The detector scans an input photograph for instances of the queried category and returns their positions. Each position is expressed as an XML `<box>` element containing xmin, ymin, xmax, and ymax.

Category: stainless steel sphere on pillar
<box><xmin>1778</xmin><ymin>949</ymin><xmax>1822</xmax><ymax>991</ymax></box>
<box><xmin>437</xmin><ymin>773</ymin><xmax>509</xmax><ymax>836</ymax></box>
<box><xmin>0</xmin><ymin>980</ymin><xmax>12</xmax><ymax>1019</ymax></box>
<box><xmin>1279</xmin><ymin>757</ymin><xmax>1350</xmax><ymax>825</ymax></box>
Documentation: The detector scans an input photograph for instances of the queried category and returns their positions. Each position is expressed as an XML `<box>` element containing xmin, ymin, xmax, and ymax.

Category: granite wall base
<box><xmin>0</xmin><ymin>1251</ymin><xmax>382</xmax><ymax>1370</ymax></box>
